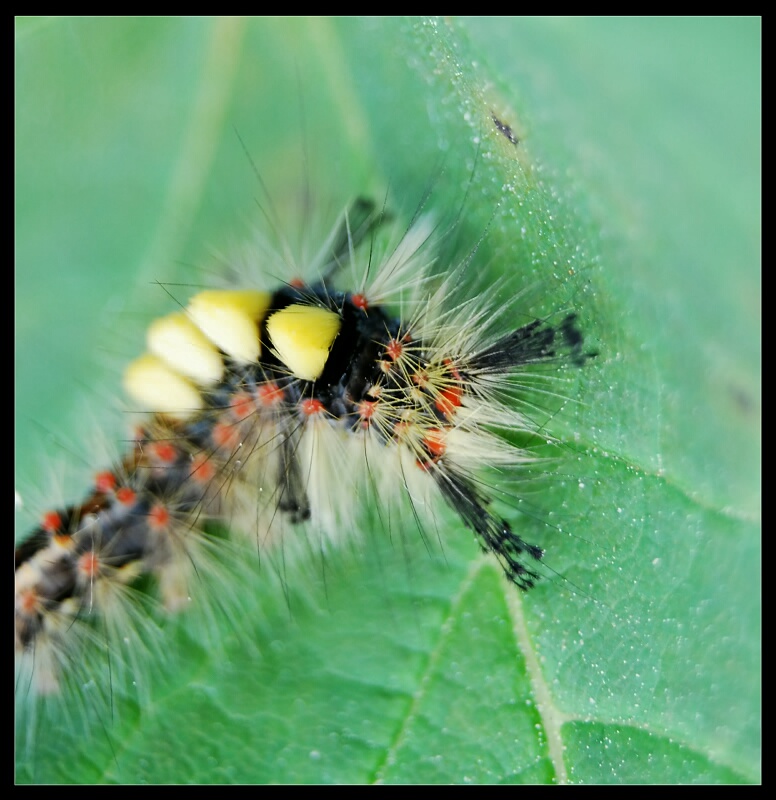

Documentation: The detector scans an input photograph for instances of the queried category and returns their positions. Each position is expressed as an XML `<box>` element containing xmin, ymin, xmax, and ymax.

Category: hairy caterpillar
<box><xmin>15</xmin><ymin>174</ymin><xmax>597</xmax><ymax>790</ymax></box>
<box><xmin>16</xmin><ymin>14</ymin><xmax>764</xmax><ymax>788</ymax></box>
<box><xmin>16</xmin><ymin>191</ymin><xmax>593</xmax><ymax>695</ymax></box>
<box><xmin>14</xmin><ymin>19</ymin><xmax>607</xmax><ymax>785</ymax></box>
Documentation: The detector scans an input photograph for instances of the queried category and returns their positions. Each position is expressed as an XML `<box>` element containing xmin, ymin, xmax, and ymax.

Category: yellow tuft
<box><xmin>123</xmin><ymin>354</ymin><xmax>204</xmax><ymax>421</ymax></box>
<box><xmin>266</xmin><ymin>304</ymin><xmax>342</xmax><ymax>382</ymax></box>
<box><xmin>186</xmin><ymin>290</ymin><xmax>271</xmax><ymax>364</ymax></box>
<box><xmin>147</xmin><ymin>312</ymin><xmax>224</xmax><ymax>385</ymax></box>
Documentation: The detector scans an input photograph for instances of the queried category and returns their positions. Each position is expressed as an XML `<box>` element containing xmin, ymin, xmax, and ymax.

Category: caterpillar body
<box><xmin>15</xmin><ymin>195</ymin><xmax>591</xmax><ymax>710</ymax></box>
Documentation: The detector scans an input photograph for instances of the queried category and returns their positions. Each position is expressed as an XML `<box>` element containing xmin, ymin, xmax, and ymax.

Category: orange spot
<box><xmin>422</xmin><ymin>429</ymin><xmax>447</xmax><ymax>458</ymax></box>
<box><xmin>385</xmin><ymin>339</ymin><xmax>404</xmax><ymax>361</ymax></box>
<box><xmin>357</xmin><ymin>400</ymin><xmax>378</xmax><ymax>428</ymax></box>
<box><xmin>358</xmin><ymin>400</ymin><xmax>377</xmax><ymax>419</ymax></box>
<box><xmin>116</xmin><ymin>487</ymin><xmax>136</xmax><ymax>506</ymax></box>
<box><xmin>412</xmin><ymin>371</ymin><xmax>429</xmax><ymax>388</ymax></box>
<box><xmin>435</xmin><ymin>385</ymin><xmax>463</xmax><ymax>416</ymax></box>
<box><xmin>95</xmin><ymin>471</ymin><xmax>117</xmax><ymax>493</ymax></box>
<box><xmin>78</xmin><ymin>551</ymin><xmax>100</xmax><ymax>578</ymax></box>
<box><xmin>150</xmin><ymin>441</ymin><xmax>177</xmax><ymax>464</ymax></box>
<box><xmin>190</xmin><ymin>454</ymin><xmax>215</xmax><ymax>483</ymax></box>
<box><xmin>53</xmin><ymin>532</ymin><xmax>72</xmax><ymax>548</ymax></box>
<box><xmin>289</xmin><ymin>277</ymin><xmax>305</xmax><ymax>288</ymax></box>
<box><xmin>149</xmin><ymin>504</ymin><xmax>171</xmax><ymax>529</ymax></box>
<box><xmin>300</xmin><ymin>398</ymin><xmax>324</xmax><ymax>416</ymax></box>
<box><xmin>443</xmin><ymin>358</ymin><xmax>462</xmax><ymax>381</ymax></box>
<box><xmin>351</xmin><ymin>293</ymin><xmax>369</xmax><ymax>311</ymax></box>
<box><xmin>41</xmin><ymin>511</ymin><xmax>61</xmax><ymax>533</ymax></box>
<box><xmin>231</xmin><ymin>392</ymin><xmax>256</xmax><ymax>421</ymax></box>
<box><xmin>258</xmin><ymin>382</ymin><xmax>285</xmax><ymax>407</ymax></box>
<box><xmin>416</xmin><ymin>428</ymin><xmax>448</xmax><ymax>471</ymax></box>
<box><xmin>18</xmin><ymin>587</ymin><xmax>39</xmax><ymax>615</ymax></box>
<box><xmin>212</xmin><ymin>421</ymin><xmax>241</xmax><ymax>450</ymax></box>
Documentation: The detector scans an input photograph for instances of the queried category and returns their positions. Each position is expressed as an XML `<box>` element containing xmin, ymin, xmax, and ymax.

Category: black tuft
<box><xmin>470</xmin><ymin>313</ymin><xmax>594</xmax><ymax>372</ymax></box>
<box><xmin>433</xmin><ymin>468</ymin><xmax>542</xmax><ymax>591</ymax></box>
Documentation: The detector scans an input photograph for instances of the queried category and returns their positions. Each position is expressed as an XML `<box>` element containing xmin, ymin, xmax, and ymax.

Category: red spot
<box><xmin>116</xmin><ymin>487</ymin><xmax>136</xmax><ymax>506</ymax></box>
<box><xmin>149</xmin><ymin>441</ymin><xmax>177</xmax><ymax>464</ymax></box>
<box><xmin>258</xmin><ymin>382</ymin><xmax>285</xmax><ymax>407</ymax></box>
<box><xmin>351</xmin><ymin>293</ymin><xmax>369</xmax><ymax>311</ymax></box>
<box><xmin>190</xmin><ymin>454</ymin><xmax>215</xmax><ymax>483</ymax></box>
<box><xmin>300</xmin><ymin>398</ymin><xmax>325</xmax><ymax>416</ymax></box>
<box><xmin>41</xmin><ymin>511</ymin><xmax>61</xmax><ymax>533</ymax></box>
<box><xmin>231</xmin><ymin>392</ymin><xmax>256</xmax><ymax>421</ymax></box>
<box><xmin>78</xmin><ymin>551</ymin><xmax>100</xmax><ymax>578</ymax></box>
<box><xmin>357</xmin><ymin>400</ymin><xmax>378</xmax><ymax>428</ymax></box>
<box><xmin>422</xmin><ymin>429</ymin><xmax>447</xmax><ymax>458</ymax></box>
<box><xmin>18</xmin><ymin>588</ymin><xmax>39</xmax><ymax>615</ymax></box>
<box><xmin>212</xmin><ymin>421</ymin><xmax>241</xmax><ymax>450</ymax></box>
<box><xmin>412</xmin><ymin>371</ymin><xmax>429</xmax><ymax>388</ymax></box>
<box><xmin>95</xmin><ymin>471</ymin><xmax>117</xmax><ymax>493</ymax></box>
<box><xmin>435</xmin><ymin>385</ymin><xmax>463</xmax><ymax>417</ymax></box>
<box><xmin>289</xmin><ymin>277</ymin><xmax>305</xmax><ymax>288</ymax></box>
<box><xmin>416</xmin><ymin>429</ymin><xmax>448</xmax><ymax>471</ymax></box>
<box><xmin>385</xmin><ymin>339</ymin><xmax>404</xmax><ymax>361</ymax></box>
<box><xmin>149</xmin><ymin>504</ymin><xmax>171</xmax><ymax>529</ymax></box>
<box><xmin>443</xmin><ymin>358</ymin><xmax>462</xmax><ymax>381</ymax></box>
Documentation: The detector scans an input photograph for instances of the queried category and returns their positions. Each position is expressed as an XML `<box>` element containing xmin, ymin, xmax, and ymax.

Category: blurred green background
<box><xmin>15</xmin><ymin>17</ymin><xmax>760</xmax><ymax>784</ymax></box>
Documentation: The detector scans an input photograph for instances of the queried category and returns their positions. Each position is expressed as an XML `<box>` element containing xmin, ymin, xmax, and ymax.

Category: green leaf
<box><xmin>15</xmin><ymin>17</ymin><xmax>760</xmax><ymax>784</ymax></box>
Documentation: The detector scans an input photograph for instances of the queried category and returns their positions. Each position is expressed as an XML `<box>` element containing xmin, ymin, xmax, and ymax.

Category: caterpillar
<box><xmin>15</xmin><ymin>191</ymin><xmax>593</xmax><ymax>702</ymax></box>
<box><xmin>17</xmin><ymin>14</ymin><xmax>763</xmax><ymax>787</ymax></box>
